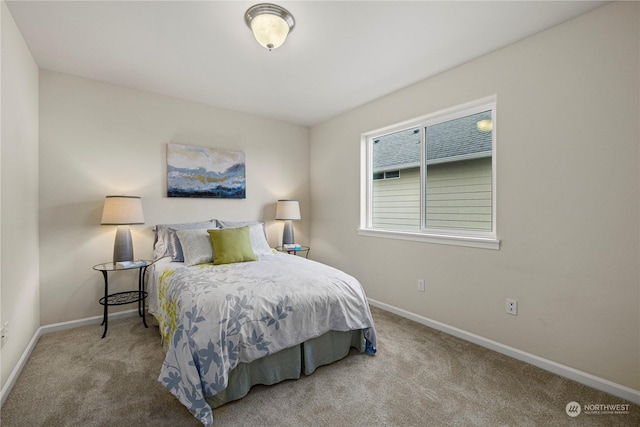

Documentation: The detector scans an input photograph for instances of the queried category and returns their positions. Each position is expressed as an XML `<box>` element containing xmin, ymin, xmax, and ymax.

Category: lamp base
<box><xmin>113</xmin><ymin>225</ymin><xmax>134</xmax><ymax>263</ymax></box>
<box><xmin>282</xmin><ymin>220</ymin><xmax>295</xmax><ymax>245</ymax></box>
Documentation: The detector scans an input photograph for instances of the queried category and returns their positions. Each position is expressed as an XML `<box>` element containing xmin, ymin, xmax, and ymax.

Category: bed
<box><xmin>147</xmin><ymin>220</ymin><xmax>377</xmax><ymax>426</ymax></box>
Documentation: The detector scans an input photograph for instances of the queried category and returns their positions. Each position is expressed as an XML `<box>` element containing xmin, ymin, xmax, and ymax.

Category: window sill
<box><xmin>357</xmin><ymin>228</ymin><xmax>500</xmax><ymax>250</ymax></box>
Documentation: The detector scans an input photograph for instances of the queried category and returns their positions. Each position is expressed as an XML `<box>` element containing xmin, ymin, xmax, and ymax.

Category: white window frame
<box><xmin>359</xmin><ymin>96</ymin><xmax>500</xmax><ymax>250</ymax></box>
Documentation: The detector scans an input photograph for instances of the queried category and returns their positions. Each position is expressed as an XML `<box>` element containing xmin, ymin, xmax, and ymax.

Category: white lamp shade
<box><xmin>250</xmin><ymin>13</ymin><xmax>290</xmax><ymax>50</ymax></box>
<box><xmin>101</xmin><ymin>196</ymin><xmax>145</xmax><ymax>225</ymax></box>
<box><xmin>275</xmin><ymin>200</ymin><xmax>300</xmax><ymax>220</ymax></box>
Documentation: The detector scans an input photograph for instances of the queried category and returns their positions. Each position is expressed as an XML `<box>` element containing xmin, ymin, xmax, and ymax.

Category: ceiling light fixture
<box><xmin>244</xmin><ymin>3</ymin><xmax>295</xmax><ymax>51</ymax></box>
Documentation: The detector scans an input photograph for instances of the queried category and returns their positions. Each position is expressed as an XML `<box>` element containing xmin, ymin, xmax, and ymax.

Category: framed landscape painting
<box><xmin>167</xmin><ymin>143</ymin><xmax>246</xmax><ymax>198</ymax></box>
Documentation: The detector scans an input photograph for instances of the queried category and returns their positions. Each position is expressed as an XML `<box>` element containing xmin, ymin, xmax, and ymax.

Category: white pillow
<box><xmin>248</xmin><ymin>223</ymin><xmax>273</xmax><ymax>258</ymax></box>
<box><xmin>217</xmin><ymin>219</ymin><xmax>261</xmax><ymax>228</ymax></box>
<box><xmin>176</xmin><ymin>228</ymin><xmax>216</xmax><ymax>266</ymax></box>
<box><xmin>153</xmin><ymin>220</ymin><xmax>216</xmax><ymax>260</ymax></box>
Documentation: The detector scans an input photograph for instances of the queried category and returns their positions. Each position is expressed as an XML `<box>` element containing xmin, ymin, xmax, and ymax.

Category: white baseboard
<box><xmin>0</xmin><ymin>309</ymin><xmax>139</xmax><ymax>406</ymax></box>
<box><xmin>40</xmin><ymin>308</ymin><xmax>138</xmax><ymax>335</ymax></box>
<box><xmin>368</xmin><ymin>298</ymin><xmax>640</xmax><ymax>405</ymax></box>
<box><xmin>0</xmin><ymin>325</ymin><xmax>41</xmax><ymax>407</ymax></box>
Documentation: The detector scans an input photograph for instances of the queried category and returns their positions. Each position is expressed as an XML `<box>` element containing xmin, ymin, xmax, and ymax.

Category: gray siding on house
<box><xmin>372</xmin><ymin>157</ymin><xmax>492</xmax><ymax>231</ymax></box>
<box><xmin>372</xmin><ymin>167</ymin><xmax>421</xmax><ymax>230</ymax></box>
<box><xmin>426</xmin><ymin>157</ymin><xmax>492</xmax><ymax>230</ymax></box>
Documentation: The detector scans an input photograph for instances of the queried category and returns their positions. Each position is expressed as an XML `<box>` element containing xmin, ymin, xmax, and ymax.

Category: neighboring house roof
<box><xmin>373</xmin><ymin>128</ymin><xmax>422</xmax><ymax>172</ymax></box>
<box><xmin>373</xmin><ymin>110</ymin><xmax>492</xmax><ymax>172</ymax></box>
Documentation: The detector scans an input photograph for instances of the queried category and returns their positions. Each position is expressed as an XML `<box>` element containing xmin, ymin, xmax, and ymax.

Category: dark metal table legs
<box><xmin>98</xmin><ymin>267</ymin><xmax>148</xmax><ymax>338</ymax></box>
<box><xmin>101</xmin><ymin>270</ymin><xmax>108</xmax><ymax>338</ymax></box>
<box><xmin>139</xmin><ymin>266</ymin><xmax>148</xmax><ymax>328</ymax></box>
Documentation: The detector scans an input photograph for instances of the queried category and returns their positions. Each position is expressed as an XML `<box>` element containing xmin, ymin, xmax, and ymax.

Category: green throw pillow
<box><xmin>208</xmin><ymin>226</ymin><xmax>257</xmax><ymax>265</ymax></box>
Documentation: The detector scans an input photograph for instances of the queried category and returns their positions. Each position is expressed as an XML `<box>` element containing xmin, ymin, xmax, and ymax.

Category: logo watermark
<box><xmin>565</xmin><ymin>402</ymin><xmax>581</xmax><ymax>418</ymax></box>
<box><xmin>566</xmin><ymin>401</ymin><xmax>630</xmax><ymax>417</ymax></box>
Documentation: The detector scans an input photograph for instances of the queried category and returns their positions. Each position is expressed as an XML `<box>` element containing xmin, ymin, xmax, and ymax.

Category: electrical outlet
<box><xmin>417</xmin><ymin>279</ymin><xmax>425</xmax><ymax>292</ymax></box>
<box><xmin>1</xmin><ymin>321</ymin><xmax>8</xmax><ymax>345</ymax></box>
<box><xmin>506</xmin><ymin>299</ymin><xmax>518</xmax><ymax>315</ymax></box>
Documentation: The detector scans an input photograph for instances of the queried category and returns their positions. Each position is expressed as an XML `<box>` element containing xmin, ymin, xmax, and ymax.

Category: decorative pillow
<box><xmin>208</xmin><ymin>227</ymin><xmax>257</xmax><ymax>265</ymax></box>
<box><xmin>176</xmin><ymin>228</ymin><xmax>216</xmax><ymax>266</ymax></box>
<box><xmin>167</xmin><ymin>229</ymin><xmax>185</xmax><ymax>262</ymax></box>
<box><xmin>153</xmin><ymin>220</ymin><xmax>217</xmax><ymax>260</ymax></box>
<box><xmin>247</xmin><ymin>223</ymin><xmax>273</xmax><ymax>258</ymax></box>
<box><xmin>218</xmin><ymin>220</ymin><xmax>271</xmax><ymax>254</ymax></box>
<box><xmin>168</xmin><ymin>226</ymin><xmax>219</xmax><ymax>262</ymax></box>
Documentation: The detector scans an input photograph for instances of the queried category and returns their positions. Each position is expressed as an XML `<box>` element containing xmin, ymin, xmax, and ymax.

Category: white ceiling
<box><xmin>7</xmin><ymin>1</ymin><xmax>607</xmax><ymax>126</ymax></box>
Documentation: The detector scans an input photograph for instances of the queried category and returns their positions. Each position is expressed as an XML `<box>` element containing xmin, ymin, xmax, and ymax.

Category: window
<box><xmin>359</xmin><ymin>97</ymin><xmax>499</xmax><ymax>249</ymax></box>
<box><xmin>373</xmin><ymin>170</ymin><xmax>400</xmax><ymax>180</ymax></box>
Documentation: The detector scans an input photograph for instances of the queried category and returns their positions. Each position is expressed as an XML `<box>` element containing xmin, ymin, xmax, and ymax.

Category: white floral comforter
<box><xmin>148</xmin><ymin>254</ymin><xmax>377</xmax><ymax>426</ymax></box>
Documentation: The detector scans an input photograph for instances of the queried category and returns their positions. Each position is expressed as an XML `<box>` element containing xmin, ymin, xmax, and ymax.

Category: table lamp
<box><xmin>101</xmin><ymin>195</ymin><xmax>145</xmax><ymax>263</ymax></box>
<box><xmin>275</xmin><ymin>200</ymin><xmax>300</xmax><ymax>245</ymax></box>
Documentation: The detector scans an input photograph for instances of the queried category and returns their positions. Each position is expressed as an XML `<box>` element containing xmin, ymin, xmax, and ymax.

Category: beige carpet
<box><xmin>1</xmin><ymin>306</ymin><xmax>638</xmax><ymax>426</ymax></box>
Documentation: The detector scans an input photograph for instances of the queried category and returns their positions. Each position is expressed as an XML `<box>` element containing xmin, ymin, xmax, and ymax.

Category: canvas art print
<box><xmin>167</xmin><ymin>143</ymin><xmax>246</xmax><ymax>198</ymax></box>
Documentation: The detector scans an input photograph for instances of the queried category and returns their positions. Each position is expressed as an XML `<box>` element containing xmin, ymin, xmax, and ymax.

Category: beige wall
<box><xmin>0</xmin><ymin>2</ymin><xmax>40</xmax><ymax>391</ymax></box>
<box><xmin>39</xmin><ymin>71</ymin><xmax>309</xmax><ymax>325</ymax></box>
<box><xmin>310</xmin><ymin>1</ymin><xmax>640</xmax><ymax>390</ymax></box>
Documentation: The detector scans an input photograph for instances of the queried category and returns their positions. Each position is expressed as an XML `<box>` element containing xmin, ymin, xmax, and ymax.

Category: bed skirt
<box><xmin>205</xmin><ymin>329</ymin><xmax>365</xmax><ymax>409</ymax></box>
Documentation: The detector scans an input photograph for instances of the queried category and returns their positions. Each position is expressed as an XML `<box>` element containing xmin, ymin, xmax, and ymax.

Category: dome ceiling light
<box><xmin>244</xmin><ymin>3</ymin><xmax>295</xmax><ymax>51</ymax></box>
